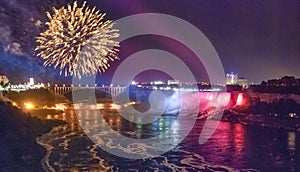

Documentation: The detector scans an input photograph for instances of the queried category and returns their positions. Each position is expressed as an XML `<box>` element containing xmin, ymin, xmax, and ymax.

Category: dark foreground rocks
<box><xmin>0</xmin><ymin>101</ymin><xmax>64</xmax><ymax>172</ymax></box>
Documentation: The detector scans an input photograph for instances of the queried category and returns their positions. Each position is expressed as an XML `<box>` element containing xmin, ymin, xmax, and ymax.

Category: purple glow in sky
<box><xmin>0</xmin><ymin>0</ymin><xmax>299</xmax><ymax>84</ymax></box>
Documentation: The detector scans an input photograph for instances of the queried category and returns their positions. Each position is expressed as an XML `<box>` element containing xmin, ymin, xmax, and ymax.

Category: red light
<box><xmin>236</xmin><ymin>93</ymin><xmax>244</xmax><ymax>106</ymax></box>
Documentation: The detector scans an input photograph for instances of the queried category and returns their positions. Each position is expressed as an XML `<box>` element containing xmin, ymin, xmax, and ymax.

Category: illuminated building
<box><xmin>167</xmin><ymin>80</ymin><xmax>180</xmax><ymax>85</ymax></box>
<box><xmin>237</xmin><ymin>78</ymin><xmax>249</xmax><ymax>89</ymax></box>
<box><xmin>153</xmin><ymin>81</ymin><xmax>165</xmax><ymax>85</ymax></box>
<box><xmin>226</xmin><ymin>73</ymin><xmax>238</xmax><ymax>85</ymax></box>
<box><xmin>29</xmin><ymin>78</ymin><xmax>34</xmax><ymax>85</ymax></box>
<box><xmin>0</xmin><ymin>75</ymin><xmax>9</xmax><ymax>85</ymax></box>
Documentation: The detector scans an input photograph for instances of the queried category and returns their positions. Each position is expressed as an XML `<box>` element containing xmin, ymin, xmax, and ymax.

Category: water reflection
<box><xmin>233</xmin><ymin>124</ymin><xmax>245</xmax><ymax>157</ymax></box>
<box><xmin>39</xmin><ymin>102</ymin><xmax>300</xmax><ymax>172</ymax></box>
<box><xmin>288</xmin><ymin>131</ymin><xmax>296</xmax><ymax>171</ymax></box>
<box><xmin>288</xmin><ymin>131</ymin><xmax>296</xmax><ymax>150</ymax></box>
<box><xmin>73</xmin><ymin>103</ymin><xmax>179</xmax><ymax>141</ymax></box>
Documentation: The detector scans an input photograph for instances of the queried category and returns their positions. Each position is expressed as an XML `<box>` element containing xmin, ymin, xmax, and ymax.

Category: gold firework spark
<box><xmin>35</xmin><ymin>1</ymin><xmax>120</xmax><ymax>78</ymax></box>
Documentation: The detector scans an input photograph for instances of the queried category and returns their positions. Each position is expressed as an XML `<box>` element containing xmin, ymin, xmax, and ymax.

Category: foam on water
<box><xmin>37</xmin><ymin>104</ymin><xmax>260</xmax><ymax>171</ymax></box>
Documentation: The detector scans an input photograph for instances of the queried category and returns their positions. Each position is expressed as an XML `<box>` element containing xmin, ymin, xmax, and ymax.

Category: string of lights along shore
<box><xmin>1</xmin><ymin>72</ymin><xmax>249</xmax><ymax>92</ymax></box>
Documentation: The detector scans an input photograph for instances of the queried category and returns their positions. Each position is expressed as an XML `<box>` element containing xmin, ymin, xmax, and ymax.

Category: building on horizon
<box><xmin>152</xmin><ymin>81</ymin><xmax>165</xmax><ymax>85</ymax></box>
<box><xmin>237</xmin><ymin>78</ymin><xmax>249</xmax><ymax>89</ymax></box>
<box><xmin>167</xmin><ymin>80</ymin><xmax>181</xmax><ymax>85</ymax></box>
<box><xmin>261</xmin><ymin>76</ymin><xmax>300</xmax><ymax>86</ymax></box>
<box><xmin>226</xmin><ymin>72</ymin><xmax>238</xmax><ymax>85</ymax></box>
<box><xmin>29</xmin><ymin>77</ymin><xmax>34</xmax><ymax>85</ymax></box>
<box><xmin>0</xmin><ymin>75</ymin><xmax>9</xmax><ymax>85</ymax></box>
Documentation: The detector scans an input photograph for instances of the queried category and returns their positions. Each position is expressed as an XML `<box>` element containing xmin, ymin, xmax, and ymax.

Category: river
<box><xmin>37</xmin><ymin>101</ymin><xmax>300</xmax><ymax>172</ymax></box>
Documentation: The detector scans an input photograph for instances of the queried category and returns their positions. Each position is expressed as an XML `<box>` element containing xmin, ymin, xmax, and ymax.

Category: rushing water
<box><xmin>37</xmin><ymin>101</ymin><xmax>300</xmax><ymax>172</ymax></box>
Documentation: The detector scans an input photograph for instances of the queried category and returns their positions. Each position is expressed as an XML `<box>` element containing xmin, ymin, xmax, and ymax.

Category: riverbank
<box><xmin>219</xmin><ymin>110</ymin><xmax>300</xmax><ymax>131</ymax></box>
<box><xmin>0</xmin><ymin>101</ymin><xmax>65</xmax><ymax>171</ymax></box>
<box><xmin>6</xmin><ymin>88</ymin><xmax>66</xmax><ymax>109</ymax></box>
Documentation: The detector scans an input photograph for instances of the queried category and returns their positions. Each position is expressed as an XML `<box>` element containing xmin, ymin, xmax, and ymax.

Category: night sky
<box><xmin>0</xmin><ymin>0</ymin><xmax>299</xmax><ymax>84</ymax></box>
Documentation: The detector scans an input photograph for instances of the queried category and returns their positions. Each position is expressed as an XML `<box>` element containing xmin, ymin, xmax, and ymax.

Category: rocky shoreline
<box><xmin>220</xmin><ymin>110</ymin><xmax>300</xmax><ymax>131</ymax></box>
<box><xmin>0</xmin><ymin>101</ymin><xmax>65</xmax><ymax>171</ymax></box>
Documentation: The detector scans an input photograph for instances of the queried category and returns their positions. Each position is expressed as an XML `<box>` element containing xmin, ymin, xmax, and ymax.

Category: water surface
<box><xmin>38</xmin><ymin>103</ymin><xmax>300</xmax><ymax>171</ymax></box>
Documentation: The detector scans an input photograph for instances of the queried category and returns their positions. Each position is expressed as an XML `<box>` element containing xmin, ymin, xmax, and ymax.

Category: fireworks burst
<box><xmin>35</xmin><ymin>1</ymin><xmax>120</xmax><ymax>78</ymax></box>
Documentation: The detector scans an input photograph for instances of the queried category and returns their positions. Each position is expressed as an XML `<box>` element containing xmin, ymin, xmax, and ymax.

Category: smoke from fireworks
<box><xmin>35</xmin><ymin>1</ymin><xmax>120</xmax><ymax>78</ymax></box>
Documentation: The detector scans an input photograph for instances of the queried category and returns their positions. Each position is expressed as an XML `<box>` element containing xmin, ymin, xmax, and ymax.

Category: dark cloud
<box><xmin>0</xmin><ymin>50</ymin><xmax>70</xmax><ymax>84</ymax></box>
<box><xmin>0</xmin><ymin>0</ymin><xmax>75</xmax><ymax>83</ymax></box>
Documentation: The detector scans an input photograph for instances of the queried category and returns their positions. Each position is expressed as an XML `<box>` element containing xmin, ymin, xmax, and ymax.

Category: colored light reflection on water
<box><xmin>37</xmin><ymin>100</ymin><xmax>300</xmax><ymax>171</ymax></box>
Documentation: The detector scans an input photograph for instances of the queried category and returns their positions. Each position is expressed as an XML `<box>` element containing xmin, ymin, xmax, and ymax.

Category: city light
<box><xmin>97</xmin><ymin>103</ymin><xmax>105</xmax><ymax>109</ymax></box>
<box><xmin>153</xmin><ymin>81</ymin><xmax>165</xmax><ymax>85</ymax></box>
<box><xmin>226</xmin><ymin>72</ymin><xmax>238</xmax><ymax>85</ymax></box>
<box><xmin>110</xmin><ymin>103</ymin><xmax>121</xmax><ymax>110</ymax></box>
<box><xmin>289</xmin><ymin>113</ymin><xmax>297</xmax><ymax>118</ymax></box>
<box><xmin>24</xmin><ymin>102</ymin><xmax>34</xmax><ymax>109</ymax></box>
<box><xmin>12</xmin><ymin>102</ymin><xmax>18</xmax><ymax>107</ymax></box>
<box><xmin>29</xmin><ymin>77</ymin><xmax>34</xmax><ymax>85</ymax></box>
<box><xmin>53</xmin><ymin>103</ymin><xmax>67</xmax><ymax>111</ymax></box>
<box><xmin>123</xmin><ymin>102</ymin><xmax>137</xmax><ymax>107</ymax></box>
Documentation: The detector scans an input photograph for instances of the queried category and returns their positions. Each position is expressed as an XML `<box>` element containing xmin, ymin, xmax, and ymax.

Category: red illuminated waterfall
<box><xmin>236</xmin><ymin>93</ymin><xmax>244</xmax><ymax>106</ymax></box>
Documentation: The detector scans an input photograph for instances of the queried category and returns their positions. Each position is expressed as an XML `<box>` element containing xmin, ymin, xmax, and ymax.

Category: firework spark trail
<box><xmin>35</xmin><ymin>1</ymin><xmax>120</xmax><ymax>78</ymax></box>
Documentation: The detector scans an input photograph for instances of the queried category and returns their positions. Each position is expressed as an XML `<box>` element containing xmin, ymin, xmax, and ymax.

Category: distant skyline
<box><xmin>0</xmin><ymin>0</ymin><xmax>299</xmax><ymax>84</ymax></box>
